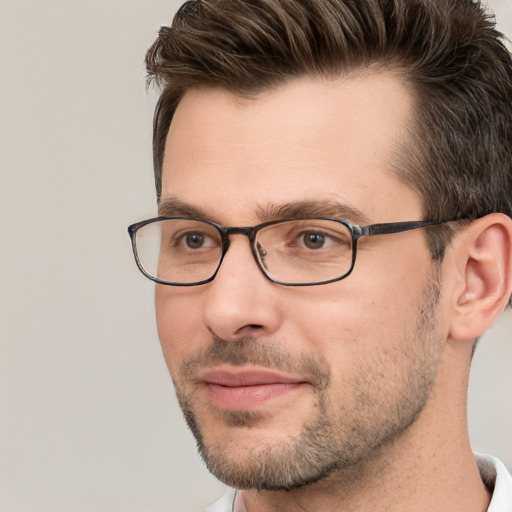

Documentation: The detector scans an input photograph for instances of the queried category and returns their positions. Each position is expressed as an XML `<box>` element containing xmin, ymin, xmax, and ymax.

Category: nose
<box><xmin>202</xmin><ymin>236</ymin><xmax>281</xmax><ymax>341</ymax></box>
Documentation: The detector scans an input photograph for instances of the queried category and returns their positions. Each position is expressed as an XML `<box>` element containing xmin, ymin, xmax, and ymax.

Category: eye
<box><xmin>262</xmin><ymin>220</ymin><xmax>353</xmax><ymax>256</ymax></box>
<box><xmin>185</xmin><ymin>232</ymin><xmax>206</xmax><ymax>249</ymax></box>
<box><xmin>170</xmin><ymin>229</ymin><xmax>219</xmax><ymax>252</ymax></box>
<box><xmin>297</xmin><ymin>229</ymin><xmax>344</xmax><ymax>250</ymax></box>
<box><xmin>301</xmin><ymin>231</ymin><xmax>327</xmax><ymax>249</ymax></box>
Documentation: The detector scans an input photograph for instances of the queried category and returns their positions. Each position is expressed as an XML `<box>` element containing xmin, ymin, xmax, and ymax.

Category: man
<box><xmin>128</xmin><ymin>0</ymin><xmax>512</xmax><ymax>510</ymax></box>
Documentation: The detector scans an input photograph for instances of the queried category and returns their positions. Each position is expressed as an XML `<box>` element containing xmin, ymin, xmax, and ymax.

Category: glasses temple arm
<box><xmin>356</xmin><ymin>220</ymin><xmax>441</xmax><ymax>238</ymax></box>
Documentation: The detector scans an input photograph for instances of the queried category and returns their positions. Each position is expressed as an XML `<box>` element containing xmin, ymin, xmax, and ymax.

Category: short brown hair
<box><xmin>145</xmin><ymin>0</ymin><xmax>512</xmax><ymax>260</ymax></box>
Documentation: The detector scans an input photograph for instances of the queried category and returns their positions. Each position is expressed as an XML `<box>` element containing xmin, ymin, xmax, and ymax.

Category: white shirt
<box><xmin>477</xmin><ymin>454</ymin><xmax>512</xmax><ymax>512</ymax></box>
<box><xmin>201</xmin><ymin>454</ymin><xmax>512</xmax><ymax>512</ymax></box>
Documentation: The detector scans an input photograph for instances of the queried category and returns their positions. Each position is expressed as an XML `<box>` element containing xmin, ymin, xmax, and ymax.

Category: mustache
<box><xmin>178</xmin><ymin>336</ymin><xmax>331</xmax><ymax>389</ymax></box>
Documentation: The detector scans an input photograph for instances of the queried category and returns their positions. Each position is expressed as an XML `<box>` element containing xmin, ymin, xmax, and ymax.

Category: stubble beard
<box><xmin>173</xmin><ymin>273</ymin><xmax>444</xmax><ymax>491</ymax></box>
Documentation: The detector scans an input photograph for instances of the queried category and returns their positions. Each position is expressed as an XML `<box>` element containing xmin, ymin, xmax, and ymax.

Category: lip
<box><xmin>199</xmin><ymin>367</ymin><xmax>308</xmax><ymax>410</ymax></box>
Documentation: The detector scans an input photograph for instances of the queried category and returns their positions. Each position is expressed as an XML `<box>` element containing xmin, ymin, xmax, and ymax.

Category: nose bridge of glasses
<box><xmin>219</xmin><ymin>226</ymin><xmax>259</xmax><ymax>251</ymax></box>
<box><xmin>218</xmin><ymin>225</ymin><xmax>264</xmax><ymax>274</ymax></box>
<box><xmin>223</xmin><ymin>226</ymin><xmax>257</xmax><ymax>238</ymax></box>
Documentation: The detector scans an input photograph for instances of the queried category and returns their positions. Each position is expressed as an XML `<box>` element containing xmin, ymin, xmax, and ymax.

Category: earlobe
<box><xmin>449</xmin><ymin>214</ymin><xmax>512</xmax><ymax>342</ymax></box>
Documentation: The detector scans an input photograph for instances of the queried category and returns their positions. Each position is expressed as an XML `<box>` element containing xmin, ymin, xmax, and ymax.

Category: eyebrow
<box><xmin>158</xmin><ymin>197</ymin><xmax>212</xmax><ymax>218</ymax></box>
<box><xmin>158</xmin><ymin>196</ymin><xmax>371</xmax><ymax>226</ymax></box>
<box><xmin>256</xmin><ymin>200</ymin><xmax>371</xmax><ymax>225</ymax></box>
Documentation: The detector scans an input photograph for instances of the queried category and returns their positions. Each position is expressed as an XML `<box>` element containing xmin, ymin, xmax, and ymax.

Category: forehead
<box><xmin>161</xmin><ymin>73</ymin><xmax>421</xmax><ymax>223</ymax></box>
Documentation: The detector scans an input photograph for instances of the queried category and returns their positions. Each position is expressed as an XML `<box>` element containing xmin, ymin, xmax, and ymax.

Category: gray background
<box><xmin>0</xmin><ymin>1</ymin><xmax>510</xmax><ymax>511</ymax></box>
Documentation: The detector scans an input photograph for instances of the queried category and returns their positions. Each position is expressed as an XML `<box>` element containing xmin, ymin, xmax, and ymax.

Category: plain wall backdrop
<box><xmin>0</xmin><ymin>1</ymin><xmax>511</xmax><ymax>511</ymax></box>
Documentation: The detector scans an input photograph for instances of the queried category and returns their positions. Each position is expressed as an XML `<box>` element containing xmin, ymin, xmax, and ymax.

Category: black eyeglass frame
<box><xmin>127</xmin><ymin>216</ymin><xmax>461</xmax><ymax>287</ymax></box>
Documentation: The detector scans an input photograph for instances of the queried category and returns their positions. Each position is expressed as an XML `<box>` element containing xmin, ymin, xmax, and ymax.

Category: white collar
<box><xmin>476</xmin><ymin>454</ymin><xmax>512</xmax><ymax>511</ymax></box>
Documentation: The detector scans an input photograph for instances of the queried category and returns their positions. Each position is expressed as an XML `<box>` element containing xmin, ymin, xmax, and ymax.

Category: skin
<box><xmin>154</xmin><ymin>74</ymin><xmax>504</xmax><ymax>511</ymax></box>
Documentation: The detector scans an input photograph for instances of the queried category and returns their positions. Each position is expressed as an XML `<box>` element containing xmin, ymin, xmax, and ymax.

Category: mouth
<box><xmin>199</xmin><ymin>367</ymin><xmax>308</xmax><ymax>410</ymax></box>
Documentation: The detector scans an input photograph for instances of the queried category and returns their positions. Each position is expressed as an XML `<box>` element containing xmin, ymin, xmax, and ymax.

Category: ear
<box><xmin>448</xmin><ymin>213</ymin><xmax>512</xmax><ymax>342</ymax></box>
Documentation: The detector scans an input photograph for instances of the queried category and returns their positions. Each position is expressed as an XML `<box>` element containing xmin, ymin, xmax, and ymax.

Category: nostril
<box><xmin>235</xmin><ymin>324</ymin><xmax>264</xmax><ymax>334</ymax></box>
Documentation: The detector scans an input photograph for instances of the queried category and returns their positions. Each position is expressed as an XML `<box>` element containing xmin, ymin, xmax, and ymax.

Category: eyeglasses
<box><xmin>127</xmin><ymin>216</ymin><xmax>452</xmax><ymax>286</ymax></box>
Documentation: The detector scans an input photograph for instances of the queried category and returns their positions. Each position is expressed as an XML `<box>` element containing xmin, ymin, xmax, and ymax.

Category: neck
<box><xmin>242</xmin><ymin>341</ymin><xmax>490</xmax><ymax>512</ymax></box>
<box><xmin>242</xmin><ymin>428</ymin><xmax>489</xmax><ymax>512</ymax></box>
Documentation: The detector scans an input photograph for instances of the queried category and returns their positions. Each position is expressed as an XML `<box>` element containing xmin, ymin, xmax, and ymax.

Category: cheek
<box><xmin>284</xmin><ymin>276</ymin><xmax>405</xmax><ymax>347</ymax></box>
<box><xmin>282</xmin><ymin>263</ymin><xmax>429</xmax><ymax>377</ymax></box>
<box><xmin>155</xmin><ymin>287</ymin><xmax>206</xmax><ymax>373</ymax></box>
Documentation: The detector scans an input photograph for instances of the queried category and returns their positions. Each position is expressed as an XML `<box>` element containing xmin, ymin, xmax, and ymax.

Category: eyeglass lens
<box><xmin>134</xmin><ymin>218</ymin><xmax>354</xmax><ymax>285</ymax></box>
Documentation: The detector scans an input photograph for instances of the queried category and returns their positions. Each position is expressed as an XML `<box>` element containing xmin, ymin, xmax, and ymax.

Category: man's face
<box><xmin>155</xmin><ymin>74</ymin><xmax>448</xmax><ymax>490</ymax></box>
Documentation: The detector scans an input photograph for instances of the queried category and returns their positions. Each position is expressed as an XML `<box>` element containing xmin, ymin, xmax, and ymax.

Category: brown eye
<box><xmin>185</xmin><ymin>232</ymin><xmax>205</xmax><ymax>249</ymax></box>
<box><xmin>302</xmin><ymin>232</ymin><xmax>326</xmax><ymax>249</ymax></box>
